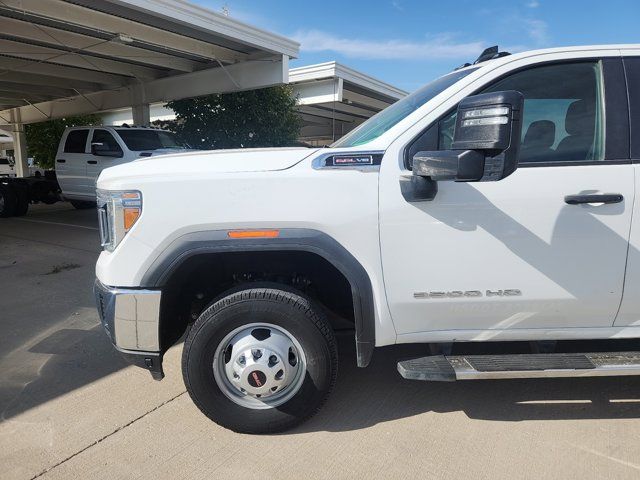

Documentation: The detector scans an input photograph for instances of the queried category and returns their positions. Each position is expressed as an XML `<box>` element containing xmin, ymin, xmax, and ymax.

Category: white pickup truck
<box><xmin>56</xmin><ymin>125</ymin><xmax>193</xmax><ymax>208</ymax></box>
<box><xmin>0</xmin><ymin>126</ymin><xmax>191</xmax><ymax>216</ymax></box>
<box><xmin>0</xmin><ymin>157</ymin><xmax>14</xmax><ymax>177</ymax></box>
<box><xmin>94</xmin><ymin>45</ymin><xmax>640</xmax><ymax>434</ymax></box>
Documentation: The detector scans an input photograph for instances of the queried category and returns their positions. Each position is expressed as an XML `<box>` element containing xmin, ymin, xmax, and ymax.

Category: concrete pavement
<box><xmin>2</xmin><ymin>204</ymin><xmax>640</xmax><ymax>479</ymax></box>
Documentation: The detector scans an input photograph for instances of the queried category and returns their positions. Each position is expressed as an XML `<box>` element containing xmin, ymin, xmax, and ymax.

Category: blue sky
<box><xmin>193</xmin><ymin>0</ymin><xmax>640</xmax><ymax>92</ymax></box>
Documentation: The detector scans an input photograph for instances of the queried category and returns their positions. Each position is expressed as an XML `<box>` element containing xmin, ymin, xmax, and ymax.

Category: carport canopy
<box><xmin>0</xmin><ymin>0</ymin><xmax>299</xmax><ymax>176</ymax></box>
<box><xmin>290</xmin><ymin>62</ymin><xmax>407</xmax><ymax>145</ymax></box>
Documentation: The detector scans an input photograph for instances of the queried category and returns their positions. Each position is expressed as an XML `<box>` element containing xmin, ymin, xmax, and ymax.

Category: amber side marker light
<box><xmin>122</xmin><ymin>191</ymin><xmax>142</xmax><ymax>231</ymax></box>
<box><xmin>228</xmin><ymin>229</ymin><xmax>280</xmax><ymax>239</ymax></box>
<box><xmin>123</xmin><ymin>208</ymin><xmax>141</xmax><ymax>230</ymax></box>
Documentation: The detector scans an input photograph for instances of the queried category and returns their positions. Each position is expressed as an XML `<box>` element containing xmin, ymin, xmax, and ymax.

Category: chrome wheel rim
<box><xmin>212</xmin><ymin>323</ymin><xmax>307</xmax><ymax>409</ymax></box>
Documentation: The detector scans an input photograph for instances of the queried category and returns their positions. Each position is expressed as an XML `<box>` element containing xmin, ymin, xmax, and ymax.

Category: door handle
<box><xmin>564</xmin><ymin>193</ymin><xmax>624</xmax><ymax>205</ymax></box>
<box><xmin>87</xmin><ymin>160</ymin><xmax>97</xmax><ymax>164</ymax></box>
<box><xmin>56</xmin><ymin>159</ymin><xmax>65</xmax><ymax>163</ymax></box>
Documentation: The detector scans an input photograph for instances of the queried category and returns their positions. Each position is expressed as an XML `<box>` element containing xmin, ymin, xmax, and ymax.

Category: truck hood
<box><xmin>98</xmin><ymin>147</ymin><xmax>320</xmax><ymax>186</ymax></box>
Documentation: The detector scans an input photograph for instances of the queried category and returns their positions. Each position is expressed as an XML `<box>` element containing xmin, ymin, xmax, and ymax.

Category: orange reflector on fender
<box><xmin>123</xmin><ymin>208</ymin><xmax>141</xmax><ymax>230</ymax></box>
<box><xmin>228</xmin><ymin>229</ymin><xmax>280</xmax><ymax>239</ymax></box>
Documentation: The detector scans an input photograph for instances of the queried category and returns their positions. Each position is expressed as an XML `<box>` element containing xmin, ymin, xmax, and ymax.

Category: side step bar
<box><xmin>397</xmin><ymin>352</ymin><xmax>640</xmax><ymax>381</ymax></box>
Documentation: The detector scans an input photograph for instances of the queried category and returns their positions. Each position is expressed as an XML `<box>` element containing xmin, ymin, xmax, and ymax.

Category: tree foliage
<box><xmin>25</xmin><ymin>114</ymin><xmax>102</xmax><ymax>169</ymax></box>
<box><xmin>161</xmin><ymin>85</ymin><xmax>301</xmax><ymax>150</ymax></box>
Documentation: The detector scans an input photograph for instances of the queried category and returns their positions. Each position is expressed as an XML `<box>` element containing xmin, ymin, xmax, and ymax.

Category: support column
<box><xmin>131</xmin><ymin>83</ymin><xmax>150</xmax><ymax>126</ymax></box>
<box><xmin>10</xmin><ymin>109</ymin><xmax>28</xmax><ymax>178</ymax></box>
<box><xmin>132</xmin><ymin>103</ymin><xmax>151</xmax><ymax>126</ymax></box>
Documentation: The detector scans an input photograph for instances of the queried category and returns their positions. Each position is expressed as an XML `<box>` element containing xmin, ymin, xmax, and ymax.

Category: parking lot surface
<box><xmin>2</xmin><ymin>204</ymin><xmax>640</xmax><ymax>479</ymax></box>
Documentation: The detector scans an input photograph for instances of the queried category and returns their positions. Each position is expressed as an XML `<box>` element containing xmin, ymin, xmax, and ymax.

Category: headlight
<box><xmin>97</xmin><ymin>189</ymin><xmax>142</xmax><ymax>252</ymax></box>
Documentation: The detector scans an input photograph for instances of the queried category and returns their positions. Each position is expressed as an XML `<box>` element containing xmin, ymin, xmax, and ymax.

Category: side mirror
<box><xmin>91</xmin><ymin>142</ymin><xmax>122</xmax><ymax>158</ymax></box>
<box><xmin>412</xmin><ymin>90</ymin><xmax>524</xmax><ymax>199</ymax></box>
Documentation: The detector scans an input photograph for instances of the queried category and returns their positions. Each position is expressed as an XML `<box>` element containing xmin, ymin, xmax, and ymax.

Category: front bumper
<box><xmin>94</xmin><ymin>279</ymin><xmax>165</xmax><ymax>380</ymax></box>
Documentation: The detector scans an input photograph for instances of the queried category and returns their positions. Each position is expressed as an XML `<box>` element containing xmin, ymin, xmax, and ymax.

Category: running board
<box><xmin>397</xmin><ymin>352</ymin><xmax>640</xmax><ymax>381</ymax></box>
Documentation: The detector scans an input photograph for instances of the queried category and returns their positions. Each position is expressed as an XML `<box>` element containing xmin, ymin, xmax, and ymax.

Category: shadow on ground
<box><xmin>0</xmin><ymin>203</ymin><xmax>130</xmax><ymax>420</ymax></box>
<box><xmin>294</xmin><ymin>336</ymin><xmax>640</xmax><ymax>433</ymax></box>
<box><xmin>0</xmin><ymin>325</ymin><xmax>129</xmax><ymax>420</ymax></box>
<box><xmin>4</xmin><ymin>329</ymin><xmax>640</xmax><ymax>427</ymax></box>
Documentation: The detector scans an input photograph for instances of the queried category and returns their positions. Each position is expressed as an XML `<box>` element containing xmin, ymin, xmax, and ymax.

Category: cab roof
<box><xmin>455</xmin><ymin>43</ymin><xmax>640</xmax><ymax>74</ymax></box>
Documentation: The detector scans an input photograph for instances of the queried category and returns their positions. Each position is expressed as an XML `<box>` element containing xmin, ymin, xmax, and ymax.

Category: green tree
<box><xmin>162</xmin><ymin>85</ymin><xmax>301</xmax><ymax>150</ymax></box>
<box><xmin>25</xmin><ymin>114</ymin><xmax>101</xmax><ymax>169</ymax></box>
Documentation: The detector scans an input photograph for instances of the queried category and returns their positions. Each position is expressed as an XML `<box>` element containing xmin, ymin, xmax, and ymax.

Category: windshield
<box><xmin>116</xmin><ymin>129</ymin><xmax>189</xmax><ymax>151</ymax></box>
<box><xmin>332</xmin><ymin>67</ymin><xmax>478</xmax><ymax>148</ymax></box>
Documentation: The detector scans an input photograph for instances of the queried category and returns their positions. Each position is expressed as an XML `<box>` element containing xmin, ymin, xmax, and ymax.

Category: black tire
<box><xmin>182</xmin><ymin>286</ymin><xmax>338</xmax><ymax>434</ymax></box>
<box><xmin>70</xmin><ymin>200</ymin><xmax>96</xmax><ymax>209</ymax></box>
<box><xmin>0</xmin><ymin>184</ymin><xmax>17</xmax><ymax>217</ymax></box>
<box><xmin>13</xmin><ymin>184</ymin><xmax>29</xmax><ymax>216</ymax></box>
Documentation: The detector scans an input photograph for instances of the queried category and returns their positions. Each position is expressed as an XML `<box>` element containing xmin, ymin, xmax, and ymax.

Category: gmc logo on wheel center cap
<box><xmin>248</xmin><ymin>370</ymin><xmax>266</xmax><ymax>388</ymax></box>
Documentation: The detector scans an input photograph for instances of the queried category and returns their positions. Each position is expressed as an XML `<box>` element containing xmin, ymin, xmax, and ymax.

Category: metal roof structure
<box><xmin>100</xmin><ymin>61</ymin><xmax>408</xmax><ymax>146</ymax></box>
<box><xmin>0</xmin><ymin>0</ymin><xmax>299</xmax><ymax>126</ymax></box>
<box><xmin>289</xmin><ymin>62</ymin><xmax>408</xmax><ymax>144</ymax></box>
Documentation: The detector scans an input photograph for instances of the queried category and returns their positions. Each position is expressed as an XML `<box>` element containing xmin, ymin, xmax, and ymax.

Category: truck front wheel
<box><xmin>182</xmin><ymin>286</ymin><xmax>338</xmax><ymax>434</ymax></box>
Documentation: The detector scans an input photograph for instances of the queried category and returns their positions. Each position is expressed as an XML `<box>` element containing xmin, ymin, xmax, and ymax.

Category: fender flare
<box><xmin>141</xmin><ymin>228</ymin><xmax>375</xmax><ymax>367</ymax></box>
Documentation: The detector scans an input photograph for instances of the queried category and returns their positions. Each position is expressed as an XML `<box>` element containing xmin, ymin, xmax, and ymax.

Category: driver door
<box><xmin>86</xmin><ymin>129</ymin><xmax>125</xmax><ymax>195</ymax></box>
<box><xmin>379</xmin><ymin>59</ymin><xmax>633</xmax><ymax>336</ymax></box>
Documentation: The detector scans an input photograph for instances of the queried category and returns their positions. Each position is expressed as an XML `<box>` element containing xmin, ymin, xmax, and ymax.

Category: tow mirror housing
<box><xmin>411</xmin><ymin>90</ymin><xmax>523</xmax><ymax>199</ymax></box>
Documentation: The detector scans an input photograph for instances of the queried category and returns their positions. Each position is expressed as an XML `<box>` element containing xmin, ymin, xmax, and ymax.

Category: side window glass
<box><xmin>92</xmin><ymin>130</ymin><xmax>123</xmax><ymax>155</ymax></box>
<box><xmin>484</xmin><ymin>62</ymin><xmax>605</xmax><ymax>163</ymax></box>
<box><xmin>437</xmin><ymin>62</ymin><xmax>605</xmax><ymax>164</ymax></box>
<box><xmin>408</xmin><ymin>61</ymin><xmax>605</xmax><ymax>168</ymax></box>
<box><xmin>63</xmin><ymin>130</ymin><xmax>89</xmax><ymax>153</ymax></box>
<box><xmin>438</xmin><ymin>111</ymin><xmax>457</xmax><ymax>150</ymax></box>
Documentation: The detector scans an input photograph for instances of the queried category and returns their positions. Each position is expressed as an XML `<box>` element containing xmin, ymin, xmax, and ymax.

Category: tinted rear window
<box><xmin>116</xmin><ymin>130</ymin><xmax>186</xmax><ymax>151</ymax></box>
<box><xmin>64</xmin><ymin>130</ymin><xmax>89</xmax><ymax>153</ymax></box>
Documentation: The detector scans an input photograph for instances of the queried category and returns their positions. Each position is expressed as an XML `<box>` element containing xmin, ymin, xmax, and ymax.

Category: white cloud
<box><xmin>391</xmin><ymin>1</ymin><xmax>404</xmax><ymax>11</ymax></box>
<box><xmin>526</xmin><ymin>0</ymin><xmax>540</xmax><ymax>7</ymax></box>
<box><xmin>525</xmin><ymin>18</ymin><xmax>549</xmax><ymax>45</ymax></box>
<box><xmin>292</xmin><ymin>30</ymin><xmax>485</xmax><ymax>60</ymax></box>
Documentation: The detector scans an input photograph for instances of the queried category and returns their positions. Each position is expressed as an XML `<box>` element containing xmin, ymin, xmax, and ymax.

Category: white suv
<box><xmin>55</xmin><ymin>126</ymin><xmax>192</xmax><ymax>206</ymax></box>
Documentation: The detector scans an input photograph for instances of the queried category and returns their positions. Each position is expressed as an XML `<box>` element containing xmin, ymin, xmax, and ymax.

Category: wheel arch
<box><xmin>142</xmin><ymin>228</ymin><xmax>376</xmax><ymax>367</ymax></box>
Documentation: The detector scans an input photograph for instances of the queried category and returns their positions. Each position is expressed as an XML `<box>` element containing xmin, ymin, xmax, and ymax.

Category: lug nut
<box><xmin>252</xmin><ymin>349</ymin><xmax>262</xmax><ymax>359</ymax></box>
